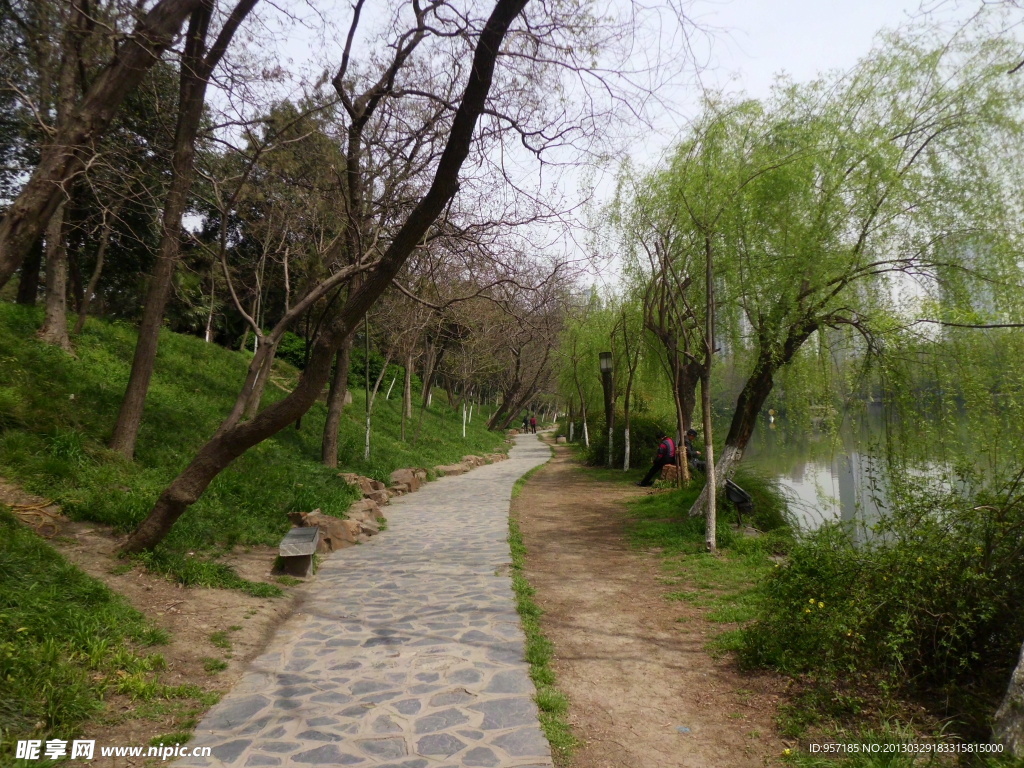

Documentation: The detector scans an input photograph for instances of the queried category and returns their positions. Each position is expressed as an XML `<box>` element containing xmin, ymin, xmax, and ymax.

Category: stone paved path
<box><xmin>177</xmin><ymin>434</ymin><xmax>553</xmax><ymax>768</ymax></box>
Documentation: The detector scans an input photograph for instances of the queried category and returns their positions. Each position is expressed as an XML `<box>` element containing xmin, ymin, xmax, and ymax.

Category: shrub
<box><xmin>741</xmin><ymin>469</ymin><xmax>1024</xmax><ymax>695</ymax></box>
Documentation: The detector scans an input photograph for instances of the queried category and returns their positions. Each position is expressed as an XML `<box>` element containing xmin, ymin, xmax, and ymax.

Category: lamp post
<box><xmin>599</xmin><ymin>351</ymin><xmax>614</xmax><ymax>467</ymax></box>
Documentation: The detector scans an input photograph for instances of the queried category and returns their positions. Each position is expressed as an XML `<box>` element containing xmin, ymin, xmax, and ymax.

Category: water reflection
<box><xmin>744</xmin><ymin>417</ymin><xmax>890</xmax><ymax>531</ymax></box>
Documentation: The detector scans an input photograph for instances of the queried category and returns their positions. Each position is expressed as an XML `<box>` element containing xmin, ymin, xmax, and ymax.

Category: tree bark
<box><xmin>0</xmin><ymin>0</ymin><xmax>204</xmax><ymax>286</ymax></box>
<box><xmin>995</xmin><ymin>642</ymin><xmax>1024</xmax><ymax>757</ymax></box>
<box><xmin>15</xmin><ymin>240</ymin><xmax>42</xmax><ymax>306</ymax></box>
<box><xmin>36</xmin><ymin>204</ymin><xmax>73</xmax><ymax>351</ymax></box>
<box><xmin>400</xmin><ymin>353</ymin><xmax>413</xmax><ymax>441</ymax></box>
<box><xmin>321</xmin><ymin>339</ymin><xmax>353</xmax><ymax>467</ymax></box>
<box><xmin>110</xmin><ymin>0</ymin><xmax>257</xmax><ymax>458</ymax></box>
<box><xmin>121</xmin><ymin>0</ymin><xmax>529</xmax><ymax>553</ymax></box>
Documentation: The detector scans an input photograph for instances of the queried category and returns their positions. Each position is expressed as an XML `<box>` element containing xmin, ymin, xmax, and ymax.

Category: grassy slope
<box><xmin>0</xmin><ymin>303</ymin><xmax>507</xmax><ymax>565</ymax></box>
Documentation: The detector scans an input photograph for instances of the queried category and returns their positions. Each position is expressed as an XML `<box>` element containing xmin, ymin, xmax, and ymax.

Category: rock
<box><xmin>364</xmin><ymin>489</ymin><xmax>390</xmax><ymax>506</ymax></box>
<box><xmin>289</xmin><ymin>510</ymin><xmax>357</xmax><ymax>552</ymax></box>
<box><xmin>462</xmin><ymin>455</ymin><xmax>484</xmax><ymax>468</ymax></box>
<box><xmin>556</xmin><ymin>436</ymin><xmax>567</xmax><ymax>444</ymax></box>
<box><xmin>412</xmin><ymin>468</ymin><xmax>427</xmax><ymax>482</ymax></box>
<box><xmin>390</xmin><ymin>468</ymin><xmax>421</xmax><ymax>492</ymax></box>
<box><xmin>484</xmin><ymin>453</ymin><xmax>508</xmax><ymax>463</ymax></box>
<box><xmin>388</xmin><ymin>483</ymin><xmax>409</xmax><ymax>496</ymax></box>
<box><xmin>348</xmin><ymin>498</ymin><xmax>384</xmax><ymax>522</ymax></box>
<box><xmin>660</xmin><ymin>464</ymin><xmax>679</xmax><ymax>483</ymax></box>
<box><xmin>356</xmin><ymin>518</ymin><xmax>380</xmax><ymax>536</ymax></box>
<box><xmin>435</xmin><ymin>463</ymin><xmax>469</xmax><ymax>477</ymax></box>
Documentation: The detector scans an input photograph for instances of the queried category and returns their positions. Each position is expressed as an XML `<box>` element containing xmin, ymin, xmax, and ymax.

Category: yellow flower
<box><xmin>809</xmin><ymin>598</ymin><xmax>815</xmax><ymax>604</ymax></box>
<box><xmin>818</xmin><ymin>601</ymin><xmax>825</xmax><ymax>609</ymax></box>
<box><xmin>804</xmin><ymin>608</ymin><xmax>812</xmax><ymax>613</ymax></box>
<box><xmin>783</xmin><ymin>748</ymin><xmax>792</xmax><ymax>756</ymax></box>
<box><xmin>916</xmin><ymin>556</ymin><xmax>923</xmax><ymax>564</ymax></box>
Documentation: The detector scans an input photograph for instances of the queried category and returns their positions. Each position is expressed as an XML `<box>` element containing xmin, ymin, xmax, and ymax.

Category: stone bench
<box><xmin>274</xmin><ymin>526</ymin><xmax>319</xmax><ymax>578</ymax></box>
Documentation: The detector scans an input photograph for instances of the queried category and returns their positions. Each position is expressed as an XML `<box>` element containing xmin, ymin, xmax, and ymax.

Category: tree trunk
<box><xmin>110</xmin><ymin>0</ymin><xmax>255</xmax><ymax>459</ymax></box>
<box><xmin>15</xmin><ymin>240</ymin><xmax>42</xmax><ymax>306</ymax></box>
<box><xmin>995</xmin><ymin>642</ymin><xmax>1024</xmax><ymax>757</ymax></box>
<box><xmin>243</xmin><ymin>339</ymin><xmax>279</xmax><ymax>419</ymax></box>
<box><xmin>0</xmin><ymin>0</ymin><xmax>203</xmax><ymax>287</ymax></box>
<box><xmin>702</xmin><ymin>232</ymin><xmax>717</xmax><ymax>552</ymax></box>
<box><xmin>321</xmin><ymin>339</ymin><xmax>353</xmax><ymax>467</ymax></box>
<box><xmin>401</xmin><ymin>353</ymin><xmax>412</xmax><ymax>440</ymax></box>
<box><xmin>120</xmin><ymin>0</ymin><xmax>528</xmax><ymax>553</ymax></box>
<box><xmin>701</xmin><ymin>373</ymin><xmax>717</xmax><ymax>552</ymax></box>
<box><xmin>37</xmin><ymin>204</ymin><xmax>73</xmax><ymax>351</ymax></box>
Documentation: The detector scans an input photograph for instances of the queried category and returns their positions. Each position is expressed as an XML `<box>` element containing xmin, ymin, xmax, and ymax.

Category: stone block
<box><xmin>390</xmin><ymin>468</ymin><xmax>421</xmax><ymax>492</ymax></box>
<box><xmin>556</xmin><ymin>436</ymin><xmax>567</xmax><ymax>444</ymax></box>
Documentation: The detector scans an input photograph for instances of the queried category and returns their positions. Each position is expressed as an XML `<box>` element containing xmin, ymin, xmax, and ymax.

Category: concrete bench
<box><xmin>274</xmin><ymin>526</ymin><xmax>319</xmax><ymax>578</ymax></box>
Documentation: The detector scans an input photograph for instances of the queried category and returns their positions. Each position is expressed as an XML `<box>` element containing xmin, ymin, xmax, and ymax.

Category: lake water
<box><xmin>742</xmin><ymin>414</ymin><xmax>902</xmax><ymax>531</ymax></box>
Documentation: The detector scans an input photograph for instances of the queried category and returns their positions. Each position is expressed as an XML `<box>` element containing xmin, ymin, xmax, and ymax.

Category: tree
<box><xmin>121</xmin><ymin>0</ymin><xmax>530</xmax><ymax>553</ymax></box>
<box><xmin>109</xmin><ymin>0</ymin><xmax>259</xmax><ymax>458</ymax></box>
<box><xmin>0</xmin><ymin>0</ymin><xmax>203</xmax><ymax>284</ymax></box>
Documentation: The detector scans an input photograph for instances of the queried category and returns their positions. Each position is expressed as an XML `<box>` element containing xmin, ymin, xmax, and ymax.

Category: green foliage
<box><xmin>0</xmin><ymin>507</ymin><xmax>167</xmax><ymax>756</ymax></box>
<box><xmin>0</xmin><ymin>303</ymin><xmax>507</xmax><ymax>588</ymax></box>
<box><xmin>275</xmin><ymin>331</ymin><xmax>307</xmax><ymax>370</ymax></box>
<box><xmin>740</xmin><ymin>470</ymin><xmax>1024</xmax><ymax>713</ymax></box>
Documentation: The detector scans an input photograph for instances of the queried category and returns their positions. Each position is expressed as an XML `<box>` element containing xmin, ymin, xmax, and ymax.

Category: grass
<box><xmin>0</xmin><ymin>302</ymin><xmax>508</xmax><ymax>590</ymax></box>
<box><xmin>509</xmin><ymin>457</ymin><xmax>579</xmax><ymax>764</ymax></box>
<box><xmin>0</xmin><ymin>505</ymin><xmax>170</xmax><ymax>763</ymax></box>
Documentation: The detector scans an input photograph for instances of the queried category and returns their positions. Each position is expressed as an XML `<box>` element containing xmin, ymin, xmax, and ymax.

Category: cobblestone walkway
<box><xmin>177</xmin><ymin>434</ymin><xmax>552</xmax><ymax>768</ymax></box>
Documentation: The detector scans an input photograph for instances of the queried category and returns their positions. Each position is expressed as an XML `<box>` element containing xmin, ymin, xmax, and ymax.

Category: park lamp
<box><xmin>599</xmin><ymin>351</ymin><xmax>613</xmax><ymax>374</ymax></box>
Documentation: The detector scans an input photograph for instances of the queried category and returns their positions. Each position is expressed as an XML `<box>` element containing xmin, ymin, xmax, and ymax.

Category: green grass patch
<box><xmin>0</xmin><ymin>506</ymin><xmax>173</xmax><ymax>761</ymax></box>
<box><xmin>201</xmin><ymin>658</ymin><xmax>228</xmax><ymax>674</ymax></box>
<box><xmin>508</xmin><ymin>462</ymin><xmax>579</xmax><ymax>763</ymax></box>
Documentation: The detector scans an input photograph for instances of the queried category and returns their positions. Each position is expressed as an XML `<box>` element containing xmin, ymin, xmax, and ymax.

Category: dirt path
<box><xmin>513</xmin><ymin>445</ymin><xmax>787</xmax><ymax>768</ymax></box>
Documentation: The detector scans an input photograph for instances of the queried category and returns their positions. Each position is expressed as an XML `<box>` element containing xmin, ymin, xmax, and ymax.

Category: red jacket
<box><xmin>656</xmin><ymin>437</ymin><xmax>676</xmax><ymax>460</ymax></box>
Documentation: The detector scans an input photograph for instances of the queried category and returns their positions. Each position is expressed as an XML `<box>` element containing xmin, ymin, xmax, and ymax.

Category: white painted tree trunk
<box><xmin>427</xmin><ymin>391</ymin><xmax>432</xmax><ymax>407</ymax></box>
<box><xmin>995</xmin><ymin>642</ymin><xmax>1024</xmax><ymax>757</ymax></box>
<box><xmin>385</xmin><ymin>376</ymin><xmax>396</xmax><ymax>400</ymax></box>
<box><xmin>688</xmin><ymin>444</ymin><xmax>743</xmax><ymax>517</ymax></box>
<box><xmin>623</xmin><ymin>428</ymin><xmax>630</xmax><ymax>470</ymax></box>
<box><xmin>462</xmin><ymin>402</ymin><xmax>467</xmax><ymax>438</ymax></box>
<box><xmin>468</xmin><ymin>404</ymin><xmax>473</xmax><ymax>423</ymax></box>
<box><xmin>569</xmin><ymin>421</ymin><xmax>574</xmax><ymax>442</ymax></box>
<box><xmin>582</xmin><ymin>419</ymin><xmax>589</xmax><ymax>448</ymax></box>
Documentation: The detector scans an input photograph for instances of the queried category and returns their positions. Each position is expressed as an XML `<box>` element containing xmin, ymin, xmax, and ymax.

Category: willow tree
<box><xmin>674</xmin><ymin>29</ymin><xmax>1024</xmax><ymax>513</ymax></box>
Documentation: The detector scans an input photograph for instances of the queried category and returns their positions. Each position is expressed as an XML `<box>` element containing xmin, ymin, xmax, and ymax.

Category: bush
<box><xmin>741</xmin><ymin>469</ymin><xmax>1024</xmax><ymax>696</ymax></box>
<box><xmin>580</xmin><ymin>411</ymin><xmax>671</xmax><ymax>469</ymax></box>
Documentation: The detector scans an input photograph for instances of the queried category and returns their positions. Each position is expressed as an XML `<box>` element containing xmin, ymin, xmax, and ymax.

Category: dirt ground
<box><xmin>2</xmin><ymin>478</ymin><xmax>302</xmax><ymax>768</ymax></box>
<box><xmin>512</xmin><ymin>445</ymin><xmax>790</xmax><ymax>768</ymax></box>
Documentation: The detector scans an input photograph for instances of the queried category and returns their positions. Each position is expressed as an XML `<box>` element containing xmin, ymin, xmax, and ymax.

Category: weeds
<box><xmin>509</xmin><ymin>460</ymin><xmax>579</xmax><ymax>763</ymax></box>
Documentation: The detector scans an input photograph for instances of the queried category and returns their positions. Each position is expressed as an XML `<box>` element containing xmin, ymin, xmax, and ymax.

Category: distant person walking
<box><xmin>638</xmin><ymin>431</ymin><xmax>676</xmax><ymax>486</ymax></box>
<box><xmin>522</xmin><ymin>414</ymin><xmax>529</xmax><ymax>432</ymax></box>
<box><xmin>529</xmin><ymin>414</ymin><xmax>537</xmax><ymax>434</ymax></box>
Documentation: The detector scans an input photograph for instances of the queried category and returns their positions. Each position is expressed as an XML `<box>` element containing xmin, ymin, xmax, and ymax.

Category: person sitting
<box><xmin>684</xmin><ymin>428</ymin><xmax>707</xmax><ymax>473</ymax></box>
<box><xmin>638</xmin><ymin>431</ymin><xmax>676</xmax><ymax>486</ymax></box>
